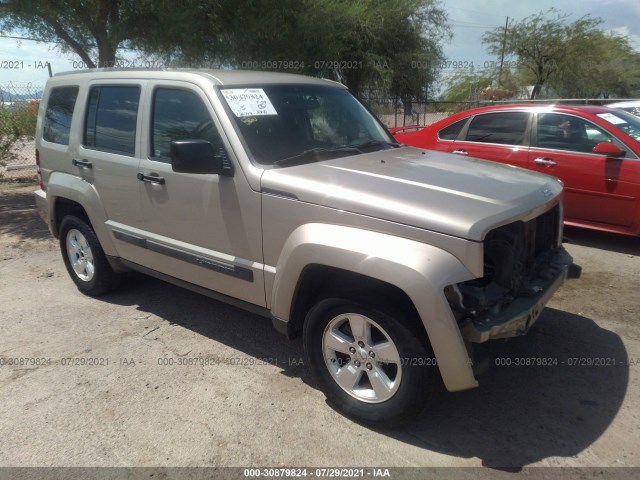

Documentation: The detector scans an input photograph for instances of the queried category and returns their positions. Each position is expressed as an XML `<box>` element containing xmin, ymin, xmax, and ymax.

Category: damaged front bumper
<box><xmin>461</xmin><ymin>247</ymin><xmax>576</xmax><ymax>343</ymax></box>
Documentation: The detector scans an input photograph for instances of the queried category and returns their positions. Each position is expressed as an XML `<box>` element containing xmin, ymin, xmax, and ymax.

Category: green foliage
<box><xmin>298</xmin><ymin>0</ymin><xmax>451</xmax><ymax>99</ymax></box>
<box><xmin>130</xmin><ymin>0</ymin><xmax>452</xmax><ymax>99</ymax></box>
<box><xmin>123</xmin><ymin>0</ymin><xmax>232</xmax><ymax>63</ymax></box>
<box><xmin>1</xmin><ymin>0</ymin><xmax>450</xmax><ymax>99</ymax></box>
<box><xmin>482</xmin><ymin>9</ymin><xmax>640</xmax><ymax>99</ymax></box>
<box><xmin>125</xmin><ymin>0</ymin><xmax>450</xmax><ymax>98</ymax></box>
<box><xmin>440</xmin><ymin>67</ymin><xmax>522</xmax><ymax>102</ymax></box>
<box><xmin>551</xmin><ymin>31</ymin><xmax>640</xmax><ymax>98</ymax></box>
<box><xmin>440</xmin><ymin>70</ymin><xmax>493</xmax><ymax>102</ymax></box>
<box><xmin>0</xmin><ymin>107</ymin><xmax>37</xmax><ymax>166</ymax></box>
<box><xmin>482</xmin><ymin>9</ymin><xmax>587</xmax><ymax>99</ymax></box>
<box><xmin>0</xmin><ymin>0</ymin><xmax>133</xmax><ymax>67</ymax></box>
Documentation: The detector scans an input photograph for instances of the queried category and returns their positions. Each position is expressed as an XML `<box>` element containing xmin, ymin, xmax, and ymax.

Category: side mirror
<box><xmin>170</xmin><ymin>139</ymin><xmax>228</xmax><ymax>174</ymax></box>
<box><xmin>592</xmin><ymin>142</ymin><xmax>625</xmax><ymax>158</ymax></box>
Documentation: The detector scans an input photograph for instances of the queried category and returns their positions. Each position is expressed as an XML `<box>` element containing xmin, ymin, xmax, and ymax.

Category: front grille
<box><xmin>454</xmin><ymin>204</ymin><xmax>561</xmax><ymax>313</ymax></box>
<box><xmin>485</xmin><ymin>204</ymin><xmax>560</xmax><ymax>290</ymax></box>
<box><xmin>534</xmin><ymin>204</ymin><xmax>560</xmax><ymax>256</ymax></box>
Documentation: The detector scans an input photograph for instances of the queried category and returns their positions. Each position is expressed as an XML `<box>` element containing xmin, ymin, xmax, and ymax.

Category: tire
<box><xmin>303</xmin><ymin>297</ymin><xmax>436</xmax><ymax>427</ymax></box>
<box><xmin>59</xmin><ymin>215</ymin><xmax>121</xmax><ymax>296</ymax></box>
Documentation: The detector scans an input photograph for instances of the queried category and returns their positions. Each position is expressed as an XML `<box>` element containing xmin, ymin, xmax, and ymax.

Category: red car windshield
<box><xmin>596</xmin><ymin>110</ymin><xmax>640</xmax><ymax>143</ymax></box>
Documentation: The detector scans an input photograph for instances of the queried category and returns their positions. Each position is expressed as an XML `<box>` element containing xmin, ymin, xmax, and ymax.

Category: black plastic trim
<box><xmin>112</xmin><ymin>230</ymin><xmax>253</xmax><ymax>282</ymax></box>
<box><xmin>113</xmin><ymin>257</ymin><xmax>271</xmax><ymax>320</ymax></box>
<box><xmin>113</xmin><ymin>230</ymin><xmax>147</xmax><ymax>248</ymax></box>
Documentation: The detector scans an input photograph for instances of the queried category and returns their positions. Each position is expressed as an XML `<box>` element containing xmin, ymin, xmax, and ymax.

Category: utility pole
<box><xmin>498</xmin><ymin>16</ymin><xmax>509</xmax><ymax>87</ymax></box>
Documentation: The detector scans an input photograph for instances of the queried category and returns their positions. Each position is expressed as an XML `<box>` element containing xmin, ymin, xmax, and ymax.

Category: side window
<box><xmin>43</xmin><ymin>86</ymin><xmax>79</xmax><ymax>145</ymax></box>
<box><xmin>152</xmin><ymin>88</ymin><xmax>226</xmax><ymax>163</ymax></box>
<box><xmin>537</xmin><ymin>113</ymin><xmax>614</xmax><ymax>153</ymax></box>
<box><xmin>84</xmin><ymin>86</ymin><xmax>140</xmax><ymax>155</ymax></box>
<box><xmin>465</xmin><ymin>112</ymin><xmax>529</xmax><ymax>145</ymax></box>
<box><xmin>438</xmin><ymin>119</ymin><xmax>466</xmax><ymax>140</ymax></box>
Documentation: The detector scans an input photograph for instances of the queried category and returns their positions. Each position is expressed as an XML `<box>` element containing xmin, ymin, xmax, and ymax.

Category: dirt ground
<box><xmin>0</xmin><ymin>183</ymin><xmax>639</xmax><ymax>478</ymax></box>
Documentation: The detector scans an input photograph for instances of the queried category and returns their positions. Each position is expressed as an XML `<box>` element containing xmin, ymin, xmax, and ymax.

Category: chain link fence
<box><xmin>368</xmin><ymin>99</ymin><xmax>479</xmax><ymax>130</ymax></box>
<box><xmin>0</xmin><ymin>82</ymin><xmax>42</xmax><ymax>181</ymax></box>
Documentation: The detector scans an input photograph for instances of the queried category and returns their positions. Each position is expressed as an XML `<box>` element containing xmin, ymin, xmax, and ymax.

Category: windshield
<box><xmin>596</xmin><ymin>110</ymin><xmax>640</xmax><ymax>142</ymax></box>
<box><xmin>218</xmin><ymin>84</ymin><xmax>396</xmax><ymax>166</ymax></box>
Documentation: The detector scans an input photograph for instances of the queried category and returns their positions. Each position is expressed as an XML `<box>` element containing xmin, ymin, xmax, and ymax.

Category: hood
<box><xmin>260</xmin><ymin>147</ymin><xmax>562</xmax><ymax>241</ymax></box>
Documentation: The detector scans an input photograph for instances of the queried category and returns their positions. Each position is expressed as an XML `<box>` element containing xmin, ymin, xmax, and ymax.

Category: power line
<box><xmin>449</xmin><ymin>18</ymin><xmax>502</xmax><ymax>28</ymax></box>
<box><xmin>449</xmin><ymin>6</ymin><xmax>511</xmax><ymax>18</ymax></box>
<box><xmin>450</xmin><ymin>24</ymin><xmax>500</xmax><ymax>29</ymax></box>
<box><xmin>0</xmin><ymin>34</ymin><xmax>141</xmax><ymax>51</ymax></box>
<box><xmin>0</xmin><ymin>33</ymin><xmax>67</xmax><ymax>45</ymax></box>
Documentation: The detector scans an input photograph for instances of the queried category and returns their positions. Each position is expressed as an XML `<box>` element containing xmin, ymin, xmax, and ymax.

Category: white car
<box><xmin>607</xmin><ymin>100</ymin><xmax>640</xmax><ymax>117</ymax></box>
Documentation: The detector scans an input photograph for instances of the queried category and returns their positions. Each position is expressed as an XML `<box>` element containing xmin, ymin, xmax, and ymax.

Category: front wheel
<box><xmin>303</xmin><ymin>298</ymin><xmax>436</xmax><ymax>427</ymax></box>
<box><xmin>59</xmin><ymin>216</ymin><xmax>121</xmax><ymax>296</ymax></box>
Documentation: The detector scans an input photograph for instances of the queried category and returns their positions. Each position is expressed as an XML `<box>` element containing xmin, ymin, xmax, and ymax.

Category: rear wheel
<box><xmin>303</xmin><ymin>297</ymin><xmax>436</xmax><ymax>427</ymax></box>
<box><xmin>59</xmin><ymin>216</ymin><xmax>121</xmax><ymax>296</ymax></box>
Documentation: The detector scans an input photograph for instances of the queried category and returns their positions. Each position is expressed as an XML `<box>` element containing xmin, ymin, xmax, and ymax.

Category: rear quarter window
<box><xmin>465</xmin><ymin>112</ymin><xmax>529</xmax><ymax>145</ymax></box>
<box><xmin>438</xmin><ymin>119</ymin><xmax>467</xmax><ymax>140</ymax></box>
<box><xmin>43</xmin><ymin>86</ymin><xmax>79</xmax><ymax>145</ymax></box>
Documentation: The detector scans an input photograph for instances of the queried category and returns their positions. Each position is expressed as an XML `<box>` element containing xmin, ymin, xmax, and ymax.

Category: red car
<box><xmin>392</xmin><ymin>104</ymin><xmax>640</xmax><ymax>236</ymax></box>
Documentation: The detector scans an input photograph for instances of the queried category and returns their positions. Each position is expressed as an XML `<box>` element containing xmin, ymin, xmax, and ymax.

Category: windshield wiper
<box><xmin>273</xmin><ymin>141</ymin><xmax>399</xmax><ymax>167</ymax></box>
<box><xmin>273</xmin><ymin>146</ymin><xmax>360</xmax><ymax>167</ymax></box>
<box><xmin>350</xmin><ymin>140</ymin><xmax>400</xmax><ymax>150</ymax></box>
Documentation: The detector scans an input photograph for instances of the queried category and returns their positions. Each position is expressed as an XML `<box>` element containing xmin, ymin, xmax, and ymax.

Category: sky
<box><xmin>0</xmin><ymin>0</ymin><xmax>639</xmax><ymax>91</ymax></box>
<box><xmin>443</xmin><ymin>0</ymin><xmax>640</xmax><ymax>71</ymax></box>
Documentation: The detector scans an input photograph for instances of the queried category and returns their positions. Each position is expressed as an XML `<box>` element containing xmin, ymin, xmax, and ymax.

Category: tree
<box><xmin>439</xmin><ymin>67</ymin><xmax>522</xmax><ymax>103</ymax></box>
<box><xmin>1</xmin><ymin>0</ymin><xmax>450</xmax><ymax>99</ymax></box>
<box><xmin>298</xmin><ymin>0</ymin><xmax>451</xmax><ymax>99</ymax></box>
<box><xmin>124</xmin><ymin>0</ymin><xmax>232</xmax><ymax>65</ymax></box>
<box><xmin>551</xmin><ymin>30</ymin><xmax>640</xmax><ymax>98</ymax></box>
<box><xmin>0</xmin><ymin>106</ymin><xmax>37</xmax><ymax>168</ymax></box>
<box><xmin>482</xmin><ymin>9</ymin><xmax>604</xmax><ymax>99</ymax></box>
<box><xmin>440</xmin><ymin>70</ymin><xmax>493</xmax><ymax>103</ymax></box>
<box><xmin>135</xmin><ymin>0</ymin><xmax>450</xmax><ymax>99</ymax></box>
<box><xmin>1</xmin><ymin>0</ymin><xmax>123</xmax><ymax>67</ymax></box>
<box><xmin>0</xmin><ymin>0</ymin><xmax>227</xmax><ymax>68</ymax></box>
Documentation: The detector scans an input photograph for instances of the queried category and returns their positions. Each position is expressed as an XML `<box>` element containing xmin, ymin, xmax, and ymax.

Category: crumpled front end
<box><xmin>446</xmin><ymin>204</ymin><xmax>575</xmax><ymax>343</ymax></box>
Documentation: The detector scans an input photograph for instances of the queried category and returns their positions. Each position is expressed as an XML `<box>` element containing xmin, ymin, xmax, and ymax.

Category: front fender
<box><xmin>271</xmin><ymin>223</ymin><xmax>478</xmax><ymax>392</ymax></box>
<box><xmin>45</xmin><ymin>172</ymin><xmax>117</xmax><ymax>256</ymax></box>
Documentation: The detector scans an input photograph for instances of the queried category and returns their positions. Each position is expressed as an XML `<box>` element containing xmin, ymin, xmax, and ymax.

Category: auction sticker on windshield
<box><xmin>221</xmin><ymin>88</ymin><xmax>278</xmax><ymax>117</ymax></box>
<box><xmin>597</xmin><ymin>113</ymin><xmax>626</xmax><ymax>125</ymax></box>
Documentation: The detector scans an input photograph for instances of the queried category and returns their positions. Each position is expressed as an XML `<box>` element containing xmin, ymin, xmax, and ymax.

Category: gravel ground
<box><xmin>0</xmin><ymin>183</ymin><xmax>639</xmax><ymax>479</ymax></box>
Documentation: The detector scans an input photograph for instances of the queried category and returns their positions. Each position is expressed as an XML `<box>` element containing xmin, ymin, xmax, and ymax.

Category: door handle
<box><xmin>137</xmin><ymin>173</ymin><xmax>165</xmax><ymax>185</ymax></box>
<box><xmin>72</xmin><ymin>159</ymin><xmax>93</xmax><ymax>169</ymax></box>
<box><xmin>533</xmin><ymin>158</ymin><xmax>557</xmax><ymax>167</ymax></box>
<box><xmin>452</xmin><ymin>149</ymin><xmax>468</xmax><ymax>156</ymax></box>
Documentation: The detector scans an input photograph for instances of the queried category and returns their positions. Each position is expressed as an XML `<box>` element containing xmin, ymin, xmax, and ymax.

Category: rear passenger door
<box><xmin>133</xmin><ymin>82</ymin><xmax>265</xmax><ymax>306</ymax></box>
<box><xmin>448</xmin><ymin>111</ymin><xmax>531</xmax><ymax>169</ymax></box>
<box><xmin>77</xmin><ymin>81</ymin><xmax>145</xmax><ymax>255</ymax></box>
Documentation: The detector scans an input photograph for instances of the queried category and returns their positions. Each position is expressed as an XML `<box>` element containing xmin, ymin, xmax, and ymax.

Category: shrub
<box><xmin>0</xmin><ymin>105</ymin><xmax>38</xmax><ymax>166</ymax></box>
